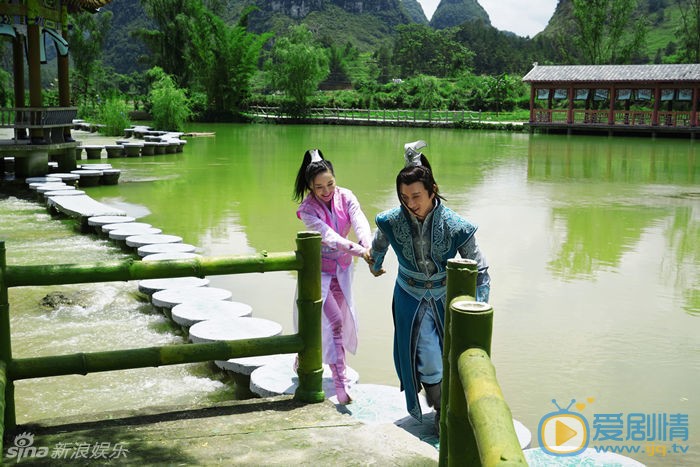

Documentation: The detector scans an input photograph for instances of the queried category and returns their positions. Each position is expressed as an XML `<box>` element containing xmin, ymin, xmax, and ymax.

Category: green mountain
<box><xmin>244</xmin><ymin>0</ymin><xmax>413</xmax><ymax>48</ymax></box>
<box><xmin>538</xmin><ymin>0</ymin><xmax>685</xmax><ymax>64</ymax></box>
<box><xmin>402</xmin><ymin>0</ymin><xmax>429</xmax><ymax>25</ymax></box>
<box><xmin>430</xmin><ymin>0</ymin><xmax>490</xmax><ymax>30</ymax></box>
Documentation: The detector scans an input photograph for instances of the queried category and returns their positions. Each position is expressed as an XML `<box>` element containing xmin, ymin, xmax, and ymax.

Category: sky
<box><xmin>417</xmin><ymin>0</ymin><xmax>559</xmax><ymax>38</ymax></box>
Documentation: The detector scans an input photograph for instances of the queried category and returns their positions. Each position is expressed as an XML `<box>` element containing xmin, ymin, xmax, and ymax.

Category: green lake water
<box><xmin>1</xmin><ymin>123</ymin><xmax>698</xmax><ymax>465</ymax></box>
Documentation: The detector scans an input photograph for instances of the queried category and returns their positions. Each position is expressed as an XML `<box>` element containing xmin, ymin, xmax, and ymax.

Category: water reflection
<box><xmin>527</xmin><ymin>135</ymin><xmax>699</xmax><ymax>314</ymax></box>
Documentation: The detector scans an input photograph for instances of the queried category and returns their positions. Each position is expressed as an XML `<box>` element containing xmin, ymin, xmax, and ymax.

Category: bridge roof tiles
<box><xmin>522</xmin><ymin>64</ymin><xmax>700</xmax><ymax>84</ymax></box>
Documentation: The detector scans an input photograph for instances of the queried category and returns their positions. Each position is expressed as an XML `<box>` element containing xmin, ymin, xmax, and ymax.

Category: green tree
<box><xmin>570</xmin><ymin>0</ymin><xmax>647</xmax><ymax>64</ymax></box>
<box><xmin>137</xmin><ymin>0</ymin><xmax>202</xmax><ymax>87</ymax></box>
<box><xmin>147</xmin><ymin>67</ymin><xmax>191</xmax><ymax>131</ymax></box>
<box><xmin>266</xmin><ymin>25</ymin><xmax>329</xmax><ymax>116</ymax></box>
<box><xmin>393</xmin><ymin>24</ymin><xmax>473</xmax><ymax>78</ymax></box>
<box><xmin>675</xmin><ymin>0</ymin><xmax>700</xmax><ymax>62</ymax></box>
<box><xmin>189</xmin><ymin>7</ymin><xmax>270</xmax><ymax>116</ymax></box>
<box><xmin>67</xmin><ymin>11</ymin><xmax>113</xmax><ymax>108</ymax></box>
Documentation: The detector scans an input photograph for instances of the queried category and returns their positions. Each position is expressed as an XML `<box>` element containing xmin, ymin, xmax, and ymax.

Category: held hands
<box><xmin>364</xmin><ymin>248</ymin><xmax>385</xmax><ymax>277</ymax></box>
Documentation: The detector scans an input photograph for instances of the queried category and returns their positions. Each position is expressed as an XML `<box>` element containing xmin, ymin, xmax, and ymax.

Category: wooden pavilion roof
<box><xmin>522</xmin><ymin>64</ymin><xmax>700</xmax><ymax>84</ymax></box>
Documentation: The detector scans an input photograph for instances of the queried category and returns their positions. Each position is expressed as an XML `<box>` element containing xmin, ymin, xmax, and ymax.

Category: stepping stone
<box><xmin>105</xmin><ymin>145</ymin><xmax>124</xmax><ymax>158</ymax></box>
<box><xmin>71</xmin><ymin>169</ymin><xmax>102</xmax><ymax>187</ymax></box>
<box><xmin>215</xmin><ymin>352</ymin><xmax>291</xmax><ymax>375</ymax></box>
<box><xmin>44</xmin><ymin>190</ymin><xmax>85</xmax><ymax>199</ymax></box>
<box><xmin>189</xmin><ymin>317</ymin><xmax>281</xmax><ymax>344</ymax></box>
<box><xmin>102</xmin><ymin>221</ymin><xmax>151</xmax><ymax>233</ymax></box>
<box><xmin>151</xmin><ymin>287</ymin><xmax>232</xmax><ymax>311</ymax></box>
<box><xmin>49</xmin><ymin>173</ymin><xmax>80</xmax><ymax>183</ymax></box>
<box><xmin>171</xmin><ymin>300</ymin><xmax>252</xmax><ymax>327</ymax></box>
<box><xmin>81</xmin><ymin>145</ymin><xmax>104</xmax><ymax>159</ymax></box>
<box><xmin>47</xmin><ymin>195</ymin><xmax>125</xmax><ymax>219</ymax></box>
<box><xmin>88</xmin><ymin>215</ymin><xmax>136</xmax><ymax>228</ymax></box>
<box><xmin>109</xmin><ymin>227</ymin><xmax>161</xmax><ymax>241</ymax></box>
<box><xmin>250</xmin><ymin>358</ymin><xmax>359</xmax><ymax>399</ymax></box>
<box><xmin>138</xmin><ymin>277</ymin><xmax>210</xmax><ymax>296</ymax></box>
<box><xmin>101</xmin><ymin>169</ymin><xmax>121</xmax><ymax>185</ymax></box>
<box><xmin>79</xmin><ymin>163</ymin><xmax>112</xmax><ymax>170</ymax></box>
<box><xmin>26</xmin><ymin>176</ymin><xmax>60</xmax><ymax>184</ymax></box>
<box><xmin>523</xmin><ymin>448</ymin><xmax>643</xmax><ymax>466</ymax></box>
<box><xmin>35</xmin><ymin>184</ymin><xmax>74</xmax><ymax>194</ymax></box>
<box><xmin>125</xmin><ymin>234</ymin><xmax>183</xmax><ymax>248</ymax></box>
<box><xmin>29</xmin><ymin>182</ymin><xmax>66</xmax><ymax>191</ymax></box>
<box><xmin>123</xmin><ymin>143</ymin><xmax>143</xmax><ymax>157</ymax></box>
<box><xmin>142</xmin><ymin>252</ymin><xmax>201</xmax><ymax>262</ymax></box>
<box><xmin>137</xmin><ymin>243</ymin><xmax>197</xmax><ymax>257</ymax></box>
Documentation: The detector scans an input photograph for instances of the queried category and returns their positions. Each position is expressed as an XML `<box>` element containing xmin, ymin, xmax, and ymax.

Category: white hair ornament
<box><xmin>310</xmin><ymin>149</ymin><xmax>323</xmax><ymax>162</ymax></box>
<box><xmin>404</xmin><ymin>140</ymin><xmax>427</xmax><ymax>167</ymax></box>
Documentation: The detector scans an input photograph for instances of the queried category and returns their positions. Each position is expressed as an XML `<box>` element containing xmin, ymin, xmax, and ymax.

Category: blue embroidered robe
<box><xmin>371</xmin><ymin>203</ymin><xmax>478</xmax><ymax>421</ymax></box>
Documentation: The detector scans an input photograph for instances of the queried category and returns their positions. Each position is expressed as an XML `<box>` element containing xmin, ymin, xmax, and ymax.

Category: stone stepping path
<box><xmin>171</xmin><ymin>300</ymin><xmax>252</xmax><ymax>327</ymax></box>
<box><xmin>138</xmin><ymin>277</ymin><xmax>210</xmax><ymax>296</ymax></box>
<box><xmin>125</xmin><ymin>234</ymin><xmax>182</xmax><ymax>248</ymax></box>
<box><xmin>137</xmin><ymin>243</ymin><xmax>197</xmax><ymax>257</ymax></box>
<box><xmin>151</xmin><ymin>287</ymin><xmax>232</xmax><ymax>311</ymax></box>
<box><xmin>189</xmin><ymin>317</ymin><xmax>282</xmax><ymax>345</ymax></box>
<box><xmin>109</xmin><ymin>227</ymin><xmax>162</xmax><ymax>241</ymax></box>
<box><xmin>142</xmin><ymin>252</ymin><xmax>201</xmax><ymax>262</ymax></box>
<box><xmin>215</xmin><ymin>353</ymin><xmax>293</xmax><ymax>376</ymax></box>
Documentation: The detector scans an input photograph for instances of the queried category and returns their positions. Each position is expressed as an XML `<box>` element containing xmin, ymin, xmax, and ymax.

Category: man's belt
<box><xmin>398</xmin><ymin>271</ymin><xmax>446</xmax><ymax>289</ymax></box>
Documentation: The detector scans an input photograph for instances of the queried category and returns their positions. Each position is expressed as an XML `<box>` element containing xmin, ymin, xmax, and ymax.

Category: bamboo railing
<box><xmin>0</xmin><ymin>232</ymin><xmax>324</xmax><ymax>454</ymax></box>
<box><xmin>247</xmin><ymin>106</ymin><xmax>483</xmax><ymax>125</ymax></box>
<box><xmin>439</xmin><ymin>259</ymin><xmax>526</xmax><ymax>467</ymax></box>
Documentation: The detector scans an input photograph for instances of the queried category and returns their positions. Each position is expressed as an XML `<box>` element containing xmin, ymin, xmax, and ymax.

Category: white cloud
<box><xmin>417</xmin><ymin>0</ymin><xmax>558</xmax><ymax>37</ymax></box>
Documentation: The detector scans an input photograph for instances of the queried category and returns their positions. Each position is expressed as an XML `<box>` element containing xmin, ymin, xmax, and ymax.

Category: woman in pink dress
<box><xmin>293</xmin><ymin>148</ymin><xmax>372</xmax><ymax>404</ymax></box>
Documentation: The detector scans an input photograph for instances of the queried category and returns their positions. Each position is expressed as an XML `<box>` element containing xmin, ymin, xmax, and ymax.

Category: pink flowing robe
<box><xmin>295</xmin><ymin>186</ymin><xmax>372</xmax><ymax>363</ymax></box>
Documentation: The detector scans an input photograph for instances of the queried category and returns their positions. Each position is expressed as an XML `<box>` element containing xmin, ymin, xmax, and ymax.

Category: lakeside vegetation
<box><xmin>5</xmin><ymin>0</ymin><xmax>700</xmax><ymax>135</ymax></box>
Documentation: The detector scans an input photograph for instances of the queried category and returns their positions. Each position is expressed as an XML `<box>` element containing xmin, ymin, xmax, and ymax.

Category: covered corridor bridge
<box><xmin>0</xmin><ymin>0</ymin><xmax>112</xmax><ymax>177</ymax></box>
<box><xmin>522</xmin><ymin>63</ymin><xmax>700</xmax><ymax>137</ymax></box>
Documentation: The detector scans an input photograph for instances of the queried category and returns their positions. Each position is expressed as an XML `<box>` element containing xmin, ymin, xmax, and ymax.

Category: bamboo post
<box><xmin>459</xmin><ymin>347</ymin><xmax>527</xmax><ymax>467</ymax></box>
<box><xmin>0</xmin><ymin>241</ymin><xmax>15</xmax><ymax>434</ymax></box>
<box><xmin>293</xmin><ymin>232</ymin><xmax>324</xmax><ymax>403</ymax></box>
<box><xmin>447</xmin><ymin>299</ymin><xmax>492</xmax><ymax>467</ymax></box>
<box><xmin>0</xmin><ymin>360</ymin><xmax>6</xmax><ymax>455</ymax></box>
<box><xmin>439</xmin><ymin>259</ymin><xmax>478</xmax><ymax>467</ymax></box>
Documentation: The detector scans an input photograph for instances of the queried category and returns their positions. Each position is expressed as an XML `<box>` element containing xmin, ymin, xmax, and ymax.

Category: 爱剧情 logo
<box><xmin>538</xmin><ymin>398</ymin><xmax>593</xmax><ymax>456</ymax></box>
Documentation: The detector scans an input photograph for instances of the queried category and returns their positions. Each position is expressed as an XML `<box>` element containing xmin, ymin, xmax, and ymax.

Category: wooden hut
<box><xmin>522</xmin><ymin>63</ymin><xmax>700</xmax><ymax>137</ymax></box>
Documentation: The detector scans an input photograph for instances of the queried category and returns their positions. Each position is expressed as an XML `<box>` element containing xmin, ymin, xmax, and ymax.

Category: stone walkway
<box><xmin>7</xmin><ymin>396</ymin><xmax>439</xmax><ymax>466</ymax></box>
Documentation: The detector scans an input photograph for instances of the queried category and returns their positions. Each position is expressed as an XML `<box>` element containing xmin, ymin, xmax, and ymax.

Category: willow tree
<box><xmin>266</xmin><ymin>25</ymin><xmax>329</xmax><ymax>117</ymax></box>
<box><xmin>570</xmin><ymin>0</ymin><xmax>647</xmax><ymax>64</ymax></box>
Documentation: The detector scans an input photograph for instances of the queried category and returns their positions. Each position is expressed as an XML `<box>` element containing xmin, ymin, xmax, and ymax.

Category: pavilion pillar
<box><xmin>529</xmin><ymin>86</ymin><xmax>535</xmax><ymax>123</ymax></box>
<box><xmin>653</xmin><ymin>87</ymin><xmax>660</xmax><ymax>126</ymax></box>
<box><xmin>12</xmin><ymin>35</ymin><xmax>27</xmax><ymax>140</ymax></box>
<box><xmin>692</xmin><ymin>87</ymin><xmax>698</xmax><ymax>127</ymax></box>
<box><xmin>608</xmin><ymin>86</ymin><xmax>616</xmax><ymax>125</ymax></box>
<box><xmin>58</xmin><ymin>9</ymin><xmax>72</xmax><ymax>142</ymax></box>
<box><xmin>26</xmin><ymin>20</ymin><xmax>44</xmax><ymax>144</ymax></box>
<box><xmin>567</xmin><ymin>86</ymin><xmax>574</xmax><ymax>124</ymax></box>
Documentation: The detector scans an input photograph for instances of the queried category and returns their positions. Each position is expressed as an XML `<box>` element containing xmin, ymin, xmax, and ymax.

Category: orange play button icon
<box><xmin>556</xmin><ymin>420</ymin><xmax>578</xmax><ymax>445</ymax></box>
